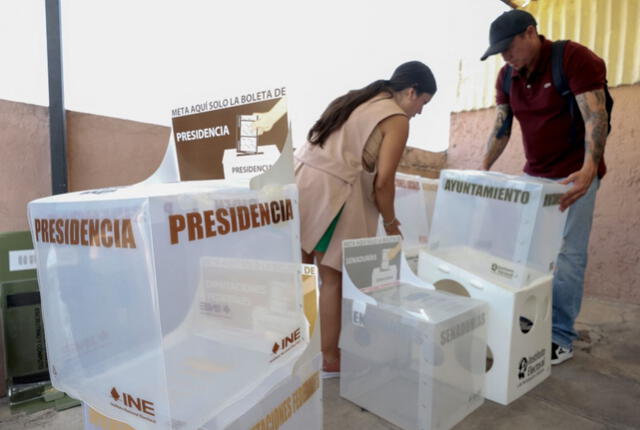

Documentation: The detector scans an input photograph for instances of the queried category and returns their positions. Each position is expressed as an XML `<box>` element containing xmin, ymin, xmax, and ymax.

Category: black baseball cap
<box><xmin>480</xmin><ymin>10</ymin><xmax>537</xmax><ymax>61</ymax></box>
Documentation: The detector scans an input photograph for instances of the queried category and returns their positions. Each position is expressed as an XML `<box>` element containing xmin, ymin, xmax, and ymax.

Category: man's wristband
<box><xmin>383</xmin><ymin>217</ymin><xmax>397</xmax><ymax>227</ymax></box>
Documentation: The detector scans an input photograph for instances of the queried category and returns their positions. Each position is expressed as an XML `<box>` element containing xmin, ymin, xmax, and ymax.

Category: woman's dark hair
<box><xmin>307</xmin><ymin>61</ymin><xmax>437</xmax><ymax>146</ymax></box>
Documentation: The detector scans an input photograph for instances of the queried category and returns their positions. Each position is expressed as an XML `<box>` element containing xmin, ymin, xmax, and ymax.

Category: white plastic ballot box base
<box><xmin>418</xmin><ymin>249</ymin><xmax>551</xmax><ymax>405</ymax></box>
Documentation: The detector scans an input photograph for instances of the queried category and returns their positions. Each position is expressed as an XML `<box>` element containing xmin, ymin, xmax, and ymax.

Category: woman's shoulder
<box><xmin>359</xmin><ymin>93</ymin><xmax>406</xmax><ymax>117</ymax></box>
<box><xmin>378</xmin><ymin>113</ymin><xmax>409</xmax><ymax>134</ymax></box>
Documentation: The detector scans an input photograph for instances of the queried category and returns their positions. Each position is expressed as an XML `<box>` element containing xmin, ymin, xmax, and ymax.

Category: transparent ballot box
<box><xmin>341</xmin><ymin>236</ymin><xmax>487</xmax><ymax>430</ymax></box>
<box><xmin>427</xmin><ymin>170</ymin><xmax>569</xmax><ymax>288</ymax></box>
<box><xmin>28</xmin><ymin>182</ymin><xmax>309</xmax><ymax>430</ymax></box>
<box><xmin>377</xmin><ymin>174</ymin><xmax>438</xmax><ymax>263</ymax></box>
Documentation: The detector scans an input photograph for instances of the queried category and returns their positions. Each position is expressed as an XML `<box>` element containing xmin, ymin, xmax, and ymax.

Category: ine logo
<box><xmin>109</xmin><ymin>387</ymin><xmax>155</xmax><ymax>417</ymax></box>
<box><xmin>518</xmin><ymin>358</ymin><xmax>528</xmax><ymax>380</ymax></box>
<box><xmin>110</xmin><ymin>387</ymin><xmax>120</xmax><ymax>402</ymax></box>
<box><xmin>270</xmin><ymin>328</ymin><xmax>302</xmax><ymax>362</ymax></box>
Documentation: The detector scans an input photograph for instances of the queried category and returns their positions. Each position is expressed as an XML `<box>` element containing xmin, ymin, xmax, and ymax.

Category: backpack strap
<box><xmin>502</xmin><ymin>66</ymin><xmax>513</xmax><ymax>97</ymax></box>
<box><xmin>496</xmin><ymin>66</ymin><xmax>513</xmax><ymax>138</ymax></box>
<box><xmin>554</xmin><ymin>39</ymin><xmax>614</xmax><ymax>136</ymax></box>
<box><xmin>551</xmin><ymin>40</ymin><xmax>581</xmax><ymax>144</ymax></box>
<box><xmin>551</xmin><ymin>40</ymin><xmax>571</xmax><ymax>96</ymax></box>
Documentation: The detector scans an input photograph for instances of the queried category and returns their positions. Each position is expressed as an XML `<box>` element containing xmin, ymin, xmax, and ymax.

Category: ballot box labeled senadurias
<box><xmin>340</xmin><ymin>236</ymin><xmax>487</xmax><ymax>430</ymax></box>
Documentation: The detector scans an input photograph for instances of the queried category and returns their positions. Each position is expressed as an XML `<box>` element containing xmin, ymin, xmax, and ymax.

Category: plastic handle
<box><xmin>469</xmin><ymin>280</ymin><xmax>484</xmax><ymax>290</ymax></box>
<box><xmin>437</xmin><ymin>264</ymin><xmax>450</xmax><ymax>274</ymax></box>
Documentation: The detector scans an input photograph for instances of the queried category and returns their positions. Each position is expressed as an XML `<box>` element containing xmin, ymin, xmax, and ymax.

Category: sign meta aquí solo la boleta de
<box><xmin>172</xmin><ymin>87</ymin><xmax>288</xmax><ymax>181</ymax></box>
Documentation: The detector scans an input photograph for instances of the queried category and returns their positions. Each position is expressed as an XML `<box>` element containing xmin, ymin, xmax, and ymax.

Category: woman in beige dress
<box><xmin>294</xmin><ymin>61</ymin><xmax>437</xmax><ymax>377</ymax></box>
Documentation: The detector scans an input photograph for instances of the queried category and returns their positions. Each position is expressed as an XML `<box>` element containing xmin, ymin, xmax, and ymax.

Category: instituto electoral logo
<box><xmin>270</xmin><ymin>328</ymin><xmax>302</xmax><ymax>362</ymax></box>
<box><xmin>109</xmin><ymin>387</ymin><xmax>156</xmax><ymax>423</ymax></box>
<box><xmin>517</xmin><ymin>348</ymin><xmax>546</xmax><ymax>387</ymax></box>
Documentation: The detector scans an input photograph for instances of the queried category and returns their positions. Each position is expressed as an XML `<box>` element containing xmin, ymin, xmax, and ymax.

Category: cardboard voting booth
<box><xmin>81</xmin><ymin>264</ymin><xmax>322</xmax><ymax>430</ymax></box>
<box><xmin>340</xmin><ymin>236</ymin><xmax>487</xmax><ymax>430</ymax></box>
<box><xmin>426</xmin><ymin>170</ymin><xmax>569</xmax><ymax>289</ymax></box>
<box><xmin>377</xmin><ymin>174</ymin><xmax>438</xmax><ymax>272</ymax></box>
<box><xmin>28</xmin><ymin>180</ymin><xmax>319</xmax><ymax>430</ymax></box>
<box><xmin>417</xmin><ymin>170</ymin><xmax>569</xmax><ymax>404</ymax></box>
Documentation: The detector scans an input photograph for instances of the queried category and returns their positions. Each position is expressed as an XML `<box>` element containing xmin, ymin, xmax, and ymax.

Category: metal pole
<box><xmin>45</xmin><ymin>0</ymin><xmax>68</xmax><ymax>195</ymax></box>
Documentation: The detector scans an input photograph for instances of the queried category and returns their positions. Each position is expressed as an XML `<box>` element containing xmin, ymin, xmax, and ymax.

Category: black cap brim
<box><xmin>480</xmin><ymin>36</ymin><xmax>514</xmax><ymax>61</ymax></box>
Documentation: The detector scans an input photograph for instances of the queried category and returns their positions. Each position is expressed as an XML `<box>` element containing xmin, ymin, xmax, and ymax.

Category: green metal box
<box><xmin>0</xmin><ymin>231</ymin><xmax>49</xmax><ymax>403</ymax></box>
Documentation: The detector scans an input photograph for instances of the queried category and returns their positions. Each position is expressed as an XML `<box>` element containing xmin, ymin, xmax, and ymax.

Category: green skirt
<box><xmin>314</xmin><ymin>207</ymin><xmax>344</xmax><ymax>253</ymax></box>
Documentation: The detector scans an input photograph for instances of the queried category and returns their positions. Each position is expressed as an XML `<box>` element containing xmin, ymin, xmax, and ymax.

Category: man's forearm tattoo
<box><xmin>576</xmin><ymin>90</ymin><xmax>607</xmax><ymax>164</ymax></box>
<box><xmin>485</xmin><ymin>104</ymin><xmax>511</xmax><ymax>166</ymax></box>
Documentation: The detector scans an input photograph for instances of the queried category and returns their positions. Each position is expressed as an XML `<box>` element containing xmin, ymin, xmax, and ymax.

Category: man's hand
<box><xmin>559</xmin><ymin>89</ymin><xmax>608</xmax><ymax>211</ymax></box>
<box><xmin>559</xmin><ymin>164</ymin><xmax>597</xmax><ymax>211</ymax></box>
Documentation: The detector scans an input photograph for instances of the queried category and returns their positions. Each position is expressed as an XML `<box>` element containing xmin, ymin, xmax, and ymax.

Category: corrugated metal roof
<box><xmin>455</xmin><ymin>0</ymin><xmax>640</xmax><ymax>112</ymax></box>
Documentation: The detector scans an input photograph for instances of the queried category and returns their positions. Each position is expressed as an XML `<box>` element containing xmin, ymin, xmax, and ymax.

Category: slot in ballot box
<box><xmin>340</xmin><ymin>236</ymin><xmax>487</xmax><ymax>430</ymax></box>
<box><xmin>28</xmin><ymin>182</ymin><xmax>315</xmax><ymax>430</ymax></box>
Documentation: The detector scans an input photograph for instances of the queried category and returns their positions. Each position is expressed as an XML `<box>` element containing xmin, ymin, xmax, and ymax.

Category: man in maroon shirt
<box><xmin>480</xmin><ymin>10</ymin><xmax>610</xmax><ymax>365</ymax></box>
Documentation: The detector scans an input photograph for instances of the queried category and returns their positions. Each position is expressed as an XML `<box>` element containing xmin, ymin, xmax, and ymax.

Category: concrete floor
<box><xmin>1</xmin><ymin>297</ymin><xmax>639</xmax><ymax>430</ymax></box>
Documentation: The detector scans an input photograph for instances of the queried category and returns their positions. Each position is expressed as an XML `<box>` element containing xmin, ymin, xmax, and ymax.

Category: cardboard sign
<box><xmin>343</xmin><ymin>236</ymin><xmax>402</xmax><ymax>293</ymax></box>
<box><xmin>172</xmin><ymin>87</ymin><xmax>288</xmax><ymax>181</ymax></box>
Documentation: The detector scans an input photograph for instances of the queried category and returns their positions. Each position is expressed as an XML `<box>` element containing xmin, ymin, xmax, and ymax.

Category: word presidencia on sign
<box><xmin>172</xmin><ymin>87</ymin><xmax>288</xmax><ymax>181</ymax></box>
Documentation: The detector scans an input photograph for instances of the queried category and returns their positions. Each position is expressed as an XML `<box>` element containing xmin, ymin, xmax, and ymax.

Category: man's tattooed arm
<box><xmin>558</xmin><ymin>88</ymin><xmax>608</xmax><ymax>211</ymax></box>
<box><xmin>575</xmin><ymin>89</ymin><xmax>608</xmax><ymax>166</ymax></box>
<box><xmin>483</xmin><ymin>104</ymin><xmax>512</xmax><ymax>170</ymax></box>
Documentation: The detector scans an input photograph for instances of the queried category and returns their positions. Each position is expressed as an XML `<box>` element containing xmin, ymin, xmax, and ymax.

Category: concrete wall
<box><xmin>0</xmin><ymin>99</ymin><xmax>170</xmax><ymax>233</ymax></box>
<box><xmin>398</xmin><ymin>147</ymin><xmax>446</xmax><ymax>179</ymax></box>
<box><xmin>67</xmin><ymin>111</ymin><xmax>170</xmax><ymax>192</ymax></box>
<box><xmin>447</xmin><ymin>84</ymin><xmax>640</xmax><ymax>304</ymax></box>
<box><xmin>0</xmin><ymin>100</ymin><xmax>52</xmax><ymax>233</ymax></box>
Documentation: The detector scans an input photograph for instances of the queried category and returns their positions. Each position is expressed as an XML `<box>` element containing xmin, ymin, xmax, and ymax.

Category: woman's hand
<box><xmin>383</xmin><ymin>217</ymin><xmax>403</xmax><ymax>238</ymax></box>
<box><xmin>374</xmin><ymin>115</ymin><xmax>409</xmax><ymax>238</ymax></box>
